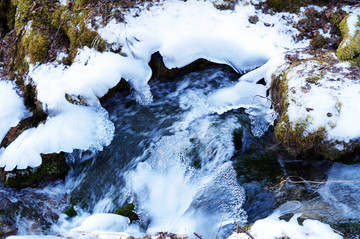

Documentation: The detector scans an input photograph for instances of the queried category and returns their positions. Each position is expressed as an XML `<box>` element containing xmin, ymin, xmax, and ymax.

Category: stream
<box><xmin>2</xmin><ymin>63</ymin><xmax>360</xmax><ymax>238</ymax></box>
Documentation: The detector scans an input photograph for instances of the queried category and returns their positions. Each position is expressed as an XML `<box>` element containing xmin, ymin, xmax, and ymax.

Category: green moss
<box><xmin>270</xmin><ymin>59</ymin><xmax>349</xmax><ymax>160</ymax></box>
<box><xmin>64</xmin><ymin>205</ymin><xmax>77</xmax><ymax>217</ymax></box>
<box><xmin>336</xmin><ymin>15</ymin><xmax>360</xmax><ymax>61</ymax></box>
<box><xmin>275</xmin><ymin>114</ymin><xmax>326</xmax><ymax>157</ymax></box>
<box><xmin>21</xmin><ymin>30</ymin><xmax>50</xmax><ymax>63</ymax></box>
<box><xmin>310</xmin><ymin>34</ymin><xmax>327</xmax><ymax>49</ymax></box>
<box><xmin>65</xmin><ymin>93</ymin><xmax>88</xmax><ymax>106</ymax></box>
<box><xmin>213</xmin><ymin>0</ymin><xmax>239</xmax><ymax>10</ymax></box>
<box><xmin>114</xmin><ymin>203</ymin><xmax>139</xmax><ymax>223</ymax></box>
<box><xmin>305</xmin><ymin>75</ymin><xmax>320</xmax><ymax>83</ymax></box>
<box><xmin>1</xmin><ymin>152</ymin><xmax>69</xmax><ymax>188</ymax></box>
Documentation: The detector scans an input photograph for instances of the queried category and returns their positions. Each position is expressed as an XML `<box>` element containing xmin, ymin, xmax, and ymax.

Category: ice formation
<box><xmin>0</xmin><ymin>81</ymin><xmax>29</xmax><ymax>145</ymax></box>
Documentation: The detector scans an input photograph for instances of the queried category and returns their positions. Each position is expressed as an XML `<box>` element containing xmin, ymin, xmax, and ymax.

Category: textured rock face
<box><xmin>270</xmin><ymin>50</ymin><xmax>360</xmax><ymax>159</ymax></box>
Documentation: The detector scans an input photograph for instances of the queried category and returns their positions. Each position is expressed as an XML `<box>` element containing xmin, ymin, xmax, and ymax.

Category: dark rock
<box><xmin>114</xmin><ymin>203</ymin><xmax>139</xmax><ymax>223</ymax></box>
<box><xmin>0</xmin><ymin>152</ymin><xmax>70</xmax><ymax>189</ymax></box>
<box><xmin>248</xmin><ymin>15</ymin><xmax>259</xmax><ymax>24</ymax></box>
<box><xmin>64</xmin><ymin>205</ymin><xmax>77</xmax><ymax>218</ymax></box>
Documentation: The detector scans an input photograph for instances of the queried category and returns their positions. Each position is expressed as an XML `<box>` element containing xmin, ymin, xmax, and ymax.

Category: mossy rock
<box><xmin>270</xmin><ymin>51</ymin><xmax>360</xmax><ymax>160</ymax></box>
<box><xmin>336</xmin><ymin>14</ymin><xmax>360</xmax><ymax>62</ymax></box>
<box><xmin>0</xmin><ymin>152</ymin><xmax>70</xmax><ymax>188</ymax></box>
<box><xmin>64</xmin><ymin>205</ymin><xmax>77</xmax><ymax>218</ymax></box>
<box><xmin>114</xmin><ymin>203</ymin><xmax>139</xmax><ymax>223</ymax></box>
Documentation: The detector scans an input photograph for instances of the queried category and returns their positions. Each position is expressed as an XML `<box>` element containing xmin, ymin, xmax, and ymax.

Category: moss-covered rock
<box><xmin>336</xmin><ymin>13</ymin><xmax>360</xmax><ymax>63</ymax></box>
<box><xmin>0</xmin><ymin>152</ymin><xmax>69</xmax><ymax>188</ymax></box>
<box><xmin>114</xmin><ymin>203</ymin><xmax>139</xmax><ymax>223</ymax></box>
<box><xmin>270</xmin><ymin>50</ymin><xmax>360</xmax><ymax>160</ymax></box>
<box><xmin>64</xmin><ymin>205</ymin><xmax>77</xmax><ymax>218</ymax></box>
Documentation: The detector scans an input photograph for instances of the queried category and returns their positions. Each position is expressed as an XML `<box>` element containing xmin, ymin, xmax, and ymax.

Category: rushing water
<box><xmin>3</xmin><ymin>63</ymin><xmax>360</xmax><ymax>238</ymax></box>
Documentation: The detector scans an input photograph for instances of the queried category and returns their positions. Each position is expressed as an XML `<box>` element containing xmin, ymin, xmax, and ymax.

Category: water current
<box><xmin>2</xmin><ymin>63</ymin><xmax>360</xmax><ymax>238</ymax></box>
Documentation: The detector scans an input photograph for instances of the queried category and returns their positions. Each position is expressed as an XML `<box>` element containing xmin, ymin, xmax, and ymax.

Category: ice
<box><xmin>0</xmin><ymin>103</ymin><xmax>114</xmax><ymax>170</ymax></box>
<box><xmin>29</xmin><ymin>47</ymin><xmax>152</xmax><ymax>110</ymax></box>
<box><xmin>319</xmin><ymin>163</ymin><xmax>360</xmax><ymax>220</ymax></box>
<box><xmin>0</xmin><ymin>81</ymin><xmax>29</xmax><ymax>144</ymax></box>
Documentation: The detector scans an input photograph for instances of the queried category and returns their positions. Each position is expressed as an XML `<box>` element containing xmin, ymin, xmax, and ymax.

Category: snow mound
<box><xmin>228</xmin><ymin>213</ymin><xmax>342</xmax><ymax>239</ymax></box>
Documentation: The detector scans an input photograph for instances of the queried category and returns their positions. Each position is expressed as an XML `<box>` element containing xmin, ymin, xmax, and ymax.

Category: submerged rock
<box><xmin>270</xmin><ymin>50</ymin><xmax>360</xmax><ymax>159</ymax></box>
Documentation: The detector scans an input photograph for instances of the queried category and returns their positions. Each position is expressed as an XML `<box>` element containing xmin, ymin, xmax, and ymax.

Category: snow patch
<box><xmin>228</xmin><ymin>213</ymin><xmax>342</xmax><ymax>239</ymax></box>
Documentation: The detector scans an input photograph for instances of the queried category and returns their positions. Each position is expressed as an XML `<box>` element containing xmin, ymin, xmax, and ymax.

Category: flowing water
<box><xmin>3</xmin><ymin>64</ymin><xmax>360</xmax><ymax>238</ymax></box>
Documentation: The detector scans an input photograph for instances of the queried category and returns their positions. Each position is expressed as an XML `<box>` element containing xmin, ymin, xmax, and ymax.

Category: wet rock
<box><xmin>0</xmin><ymin>152</ymin><xmax>69</xmax><ymax>189</ymax></box>
<box><xmin>114</xmin><ymin>203</ymin><xmax>139</xmax><ymax>223</ymax></box>
<box><xmin>148</xmin><ymin>52</ymin><xmax>240</xmax><ymax>82</ymax></box>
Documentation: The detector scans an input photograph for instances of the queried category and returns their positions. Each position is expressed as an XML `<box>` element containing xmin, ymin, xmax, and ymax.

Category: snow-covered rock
<box><xmin>270</xmin><ymin>49</ymin><xmax>360</xmax><ymax>159</ymax></box>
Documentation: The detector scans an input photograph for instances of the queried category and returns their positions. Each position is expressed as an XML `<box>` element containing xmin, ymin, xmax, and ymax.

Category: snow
<box><xmin>228</xmin><ymin>213</ymin><xmax>342</xmax><ymax>239</ymax></box>
<box><xmin>0</xmin><ymin>104</ymin><xmax>114</xmax><ymax>170</ymax></box>
<box><xmin>70</xmin><ymin>213</ymin><xmax>129</xmax><ymax>233</ymax></box>
<box><xmin>0</xmin><ymin>81</ymin><xmax>29</xmax><ymax>145</ymax></box>
<box><xmin>7</xmin><ymin>236</ymin><xmax>63</xmax><ymax>239</ymax></box>
<box><xmin>99</xmin><ymin>0</ymin><xmax>304</xmax><ymax>73</ymax></box>
<box><xmin>346</xmin><ymin>9</ymin><xmax>360</xmax><ymax>38</ymax></box>
<box><xmin>282</xmin><ymin>58</ymin><xmax>360</xmax><ymax>142</ymax></box>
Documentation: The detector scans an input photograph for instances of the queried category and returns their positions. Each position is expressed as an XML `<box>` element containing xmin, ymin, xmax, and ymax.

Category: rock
<box><xmin>114</xmin><ymin>203</ymin><xmax>139</xmax><ymax>223</ymax></box>
<box><xmin>0</xmin><ymin>89</ymin><xmax>69</xmax><ymax>188</ymax></box>
<box><xmin>336</xmin><ymin>12</ymin><xmax>360</xmax><ymax>62</ymax></box>
<box><xmin>0</xmin><ymin>152</ymin><xmax>69</xmax><ymax>188</ymax></box>
<box><xmin>270</xmin><ymin>50</ymin><xmax>360</xmax><ymax>159</ymax></box>
<box><xmin>248</xmin><ymin>15</ymin><xmax>259</xmax><ymax>24</ymax></box>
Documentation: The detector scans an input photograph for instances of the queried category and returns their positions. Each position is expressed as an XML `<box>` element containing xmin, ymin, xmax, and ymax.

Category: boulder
<box><xmin>270</xmin><ymin>50</ymin><xmax>360</xmax><ymax>159</ymax></box>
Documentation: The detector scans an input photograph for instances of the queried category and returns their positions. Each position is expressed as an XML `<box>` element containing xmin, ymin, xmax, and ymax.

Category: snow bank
<box><xmin>0</xmin><ymin>81</ymin><xmax>29</xmax><ymax>144</ymax></box>
<box><xmin>100</xmin><ymin>0</ymin><xmax>303</xmax><ymax>72</ymax></box>
<box><xmin>228</xmin><ymin>213</ymin><xmax>342</xmax><ymax>239</ymax></box>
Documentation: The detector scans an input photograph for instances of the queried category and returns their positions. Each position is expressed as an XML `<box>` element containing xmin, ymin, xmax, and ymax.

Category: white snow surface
<box><xmin>0</xmin><ymin>81</ymin><xmax>29</xmax><ymax>144</ymax></box>
<box><xmin>347</xmin><ymin>9</ymin><xmax>360</xmax><ymax>38</ymax></box>
<box><xmin>228</xmin><ymin>213</ymin><xmax>342</xmax><ymax>239</ymax></box>
<box><xmin>100</xmin><ymin>0</ymin><xmax>303</xmax><ymax>72</ymax></box>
